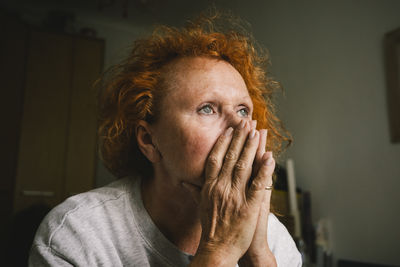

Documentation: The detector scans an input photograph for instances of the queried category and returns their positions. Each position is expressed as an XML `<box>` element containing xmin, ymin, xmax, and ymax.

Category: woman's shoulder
<box><xmin>29</xmin><ymin>177</ymin><xmax>148</xmax><ymax>266</ymax></box>
<box><xmin>32</xmin><ymin>177</ymin><xmax>136</xmax><ymax>246</ymax></box>
<box><xmin>268</xmin><ymin>213</ymin><xmax>303</xmax><ymax>266</ymax></box>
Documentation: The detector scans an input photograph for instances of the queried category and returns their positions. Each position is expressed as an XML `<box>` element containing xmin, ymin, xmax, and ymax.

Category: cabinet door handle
<box><xmin>22</xmin><ymin>190</ymin><xmax>55</xmax><ymax>197</ymax></box>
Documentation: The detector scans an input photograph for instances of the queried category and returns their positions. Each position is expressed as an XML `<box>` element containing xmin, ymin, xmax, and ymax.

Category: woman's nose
<box><xmin>225</xmin><ymin>113</ymin><xmax>251</xmax><ymax>129</ymax></box>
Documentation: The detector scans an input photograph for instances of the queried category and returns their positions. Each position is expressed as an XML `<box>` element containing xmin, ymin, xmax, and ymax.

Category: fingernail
<box><xmin>249</xmin><ymin>129</ymin><xmax>256</xmax><ymax>139</ymax></box>
<box><xmin>251</xmin><ymin>120</ymin><xmax>257</xmax><ymax>129</ymax></box>
<box><xmin>224</xmin><ymin>127</ymin><xmax>233</xmax><ymax>136</ymax></box>
<box><xmin>240</xmin><ymin>120</ymin><xmax>246</xmax><ymax>129</ymax></box>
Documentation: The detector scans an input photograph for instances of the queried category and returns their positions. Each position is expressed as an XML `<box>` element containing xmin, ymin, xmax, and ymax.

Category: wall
<box><xmin>222</xmin><ymin>0</ymin><xmax>400</xmax><ymax>265</ymax></box>
<box><xmin>71</xmin><ymin>16</ymin><xmax>150</xmax><ymax>187</ymax></box>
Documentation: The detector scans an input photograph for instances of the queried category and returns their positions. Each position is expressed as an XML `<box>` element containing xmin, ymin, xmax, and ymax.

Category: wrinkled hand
<box><xmin>239</xmin><ymin>129</ymin><xmax>277</xmax><ymax>267</ymax></box>
<box><xmin>184</xmin><ymin>120</ymin><xmax>276</xmax><ymax>266</ymax></box>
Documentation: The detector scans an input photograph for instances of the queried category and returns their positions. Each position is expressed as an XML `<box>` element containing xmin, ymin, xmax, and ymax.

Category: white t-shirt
<box><xmin>29</xmin><ymin>177</ymin><xmax>302</xmax><ymax>266</ymax></box>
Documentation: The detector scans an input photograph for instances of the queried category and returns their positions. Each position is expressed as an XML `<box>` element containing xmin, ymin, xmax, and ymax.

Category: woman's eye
<box><xmin>199</xmin><ymin>105</ymin><xmax>214</xmax><ymax>115</ymax></box>
<box><xmin>238</xmin><ymin>108</ymin><xmax>249</xmax><ymax>117</ymax></box>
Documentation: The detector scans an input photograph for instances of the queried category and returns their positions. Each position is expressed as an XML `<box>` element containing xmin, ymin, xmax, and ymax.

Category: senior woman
<box><xmin>30</xmin><ymin>14</ymin><xmax>301</xmax><ymax>267</ymax></box>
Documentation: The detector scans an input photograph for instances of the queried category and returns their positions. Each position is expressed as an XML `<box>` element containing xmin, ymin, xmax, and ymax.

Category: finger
<box><xmin>259</xmin><ymin>181</ymin><xmax>273</xmax><ymax>236</ymax></box>
<box><xmin>251</xmin><ymin>175</ymin><xmax>273</xmax><ymax>247</ymax></box>
<box><xmin>204</xmin><ymin>126</ymin><xmax>234</xmax><ymax>182</ymax></box>
<box><xmin>232</xmin><ymin>129</ymin><xmax>260</xmax><ymax>190</ymax></box>
<box><xmin>219</xmin><ymin>120</ymin><xmax>251</xmax><ymax>182</ymax></box>
<box><xmin>256</xmin><ymin>129</ymin><xmax>267</xmax><ymax>163</ymax></box>
<box><xmin>250</xmin><ymin>120</ymin><xmax>257</xmax><ymax>130</ymax></box>
<box><xmin>248</xmin><ymin>191</ymin><xmax>271</xmax><ymax>251</ymax></box>
<box><xmin>247</xmin><ymin>151</ymin><xmax>275</xmax><ymax>203</ymax></box>
<box><xmin>252</xmin><ymin>129</ymin><xmax>267</xmax><ymax>178</ymax></box>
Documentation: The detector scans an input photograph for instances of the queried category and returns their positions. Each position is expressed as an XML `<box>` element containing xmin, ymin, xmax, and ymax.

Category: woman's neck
<box><xmin>141</xmin><ymin>173</ymin><xmax>202</xmax><ymax>255</ymax></box>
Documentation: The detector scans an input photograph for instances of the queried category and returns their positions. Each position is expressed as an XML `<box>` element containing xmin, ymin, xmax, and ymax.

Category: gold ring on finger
<box><xmin>265</xmin><ymin>185</ymin><xmax>273</xmax><ymax>190</ymax></box>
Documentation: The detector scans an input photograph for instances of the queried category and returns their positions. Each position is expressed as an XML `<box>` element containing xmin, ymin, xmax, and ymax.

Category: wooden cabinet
<box><xmin>1</xmin><ymin>13</ymin><xmax>104</xmax><ymax>219</ymax></box>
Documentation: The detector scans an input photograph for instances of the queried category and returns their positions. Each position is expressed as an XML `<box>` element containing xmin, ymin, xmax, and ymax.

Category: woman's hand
<box><xmin>185</xmin><ymin>120</ymin><xmax>275</xmax><ymax>266</ymax></box>
<box><xmin>239</xmin><ymin>129</ymin><xmax>277</xmax><ymax>267</ymax></box>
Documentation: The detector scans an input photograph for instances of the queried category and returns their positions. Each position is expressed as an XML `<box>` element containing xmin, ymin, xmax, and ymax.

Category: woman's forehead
<box><xmin>161</xmin><ymin>57</ymin><xmax>250</xmax><ymax>101</ymax></box>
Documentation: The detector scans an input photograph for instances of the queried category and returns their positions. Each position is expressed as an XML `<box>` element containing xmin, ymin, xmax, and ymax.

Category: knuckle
<box><xmin>225</xmin><ymin>151</ymin><xmax>237</xmax><ymax>161</ymax></box>
<box><xmin>207</xmin><ymin>155</ymin><xmax>219</xmax><ymax>168</ymax></box>
<box><xmin>250</xmin><ymin>179</ymin><xmax>265</xmax><ymax>191</ymax></box>
<box><xmin>234</xmin><ymin>160</ymin><xmax>247</xmax><ymax>171</ymax></box>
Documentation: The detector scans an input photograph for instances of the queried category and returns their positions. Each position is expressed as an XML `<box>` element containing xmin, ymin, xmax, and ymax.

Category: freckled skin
<box><xmin>151</xmin><ymin>57</ymin><xmax>253</xmax><ymax>189</ymax></box>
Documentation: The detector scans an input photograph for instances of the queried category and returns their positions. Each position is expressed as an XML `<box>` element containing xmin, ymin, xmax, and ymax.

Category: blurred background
<box><xmin>1</xmin><ymin>0</ymin><xmax>399</xmax><ymax>266</ymax></box>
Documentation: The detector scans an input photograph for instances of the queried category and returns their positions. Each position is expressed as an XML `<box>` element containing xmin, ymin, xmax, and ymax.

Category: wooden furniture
<box><xmin>1</xmin><ymin>12</ymin><xmax>104</xmax><ymax>227</ymax></box>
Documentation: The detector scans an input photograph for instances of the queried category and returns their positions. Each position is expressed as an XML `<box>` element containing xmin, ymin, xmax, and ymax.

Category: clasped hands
<box><xmin>184</xmin><ymin>120</ymin><xmax>277</xmax><ymax>267</ymax></box>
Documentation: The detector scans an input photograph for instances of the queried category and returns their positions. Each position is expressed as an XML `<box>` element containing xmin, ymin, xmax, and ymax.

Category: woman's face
<box><xmin>151</xmin><ymin>57</ymin><xmax>253</xmax><ymax>190</ymax></box>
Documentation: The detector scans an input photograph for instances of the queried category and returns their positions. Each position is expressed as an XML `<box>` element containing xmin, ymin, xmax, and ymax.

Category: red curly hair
<box><xmin>98</xmin><ymin>13</ymin><xmax>291</xmax><ymax>179</ymax></box>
